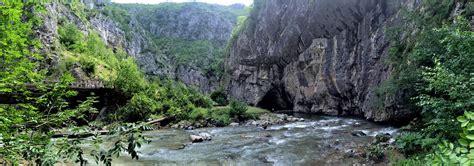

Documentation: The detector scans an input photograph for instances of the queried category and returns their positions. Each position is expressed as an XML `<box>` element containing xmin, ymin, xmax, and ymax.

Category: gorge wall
<box><xmin>225</xmin><ymin>0</ymin><xmax>414</xmax><ymax>122</ymax></box>
<box><xmin>40</xmin><ymin>2</ymin><xmax>245</xmax><ymax>93</ymax></box>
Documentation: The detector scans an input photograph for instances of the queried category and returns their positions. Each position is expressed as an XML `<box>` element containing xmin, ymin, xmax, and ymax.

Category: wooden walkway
<box><xmin>0</xmin><ymin>80</ymin><xmax>113</xmax><ymax>104</ymax></box>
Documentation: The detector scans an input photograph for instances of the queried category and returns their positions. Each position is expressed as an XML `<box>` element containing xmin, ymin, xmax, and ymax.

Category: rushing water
<box><xmin>98</xmin><ymin>114</ymin><xmax>397</xmax><ymax>165</ymax></box>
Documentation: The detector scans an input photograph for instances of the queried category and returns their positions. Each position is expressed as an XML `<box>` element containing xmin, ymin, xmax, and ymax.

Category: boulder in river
<box><xmin>199</xmin><ymin>133</ymin><xmax>212</xmax><ymax>141</ymax></box>
<box><xmin>190</xmin><ymin>135</ymin><xmax>203</xmax><ymax>143</ymax></box>
<box><xmin>351</xmin><ymin>131</ymin><xmax>367</xmax><ymax>137</ymax></box>
<box><xmin>190</xmin><ymin>132</ymin><xmax>212</xmax><ymax>143</ymax></box>
<box><xmin>229</xmin><ymin>122</ymin><xmax>239</xmax><ymax>127</ymax></box>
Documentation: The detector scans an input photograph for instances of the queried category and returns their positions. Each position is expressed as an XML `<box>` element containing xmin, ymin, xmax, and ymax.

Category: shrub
<box><xmin>164</xmin><ymin>107</ymin><xmax>188</xmax><ymax>121</ymax></box>
<box><xmin>396</xmin><ymin>132</ymin><xmax>438</xmax><ymax>156</ymax></box>
<box><xmin>210</xmin><ymin>88</ymin><xmax>228</xmax><ymax>106</ymax></box>
<box><xmin>119</xmin><ymin>93</ymin><xmax>158</xmax><ymax>122</ymax></box>
<box><xmin>391</xmin><ymin>157</ymin><xmax>426</xmax><ymax>166</ymax></box>
<box><xmin>229</xmin><ymin>100</ymin><xmax>248</xmax><ymax>121</ymax></box>
<box><xmin>113</xmin><ymin>57</ymin><xmax>146</xmax><ymax>95</ymax></box>
<box><xmin>367</xmin><ymin>144</ymin><xmax>385</xmax><ymax>162</ymax></box>
<box><xmin>78</xmin><ymin>55</ymin><xmax>96</xmax><ymax>76</ymax></box>
<box><xmin>58</xmin><ymin>23</ymin><xmax>86</xmax><ymax>52</ymax></box>
<box><xmin>392</xmin><ymin>17</ymin><xmax>473</xmax><ymax>160</ymax></box>
<box><xmin>189</xmin><ymin>107</ymin><xmax>208</xmax><ymax>120</ymax></box>
<box><xmin>188</xmin><ymin>88</ymin><xmax>213</xmax><ymax>108</ymax></box>
<box><xmin>427</xmin><ymin>112</ymin><xmax>474</xmax><ymax>165</ymax></box>
<box><xmin>413</xmin><ymin>18</ymin><xmax>474</xmax><ymax>140</ymax></box>
<box><xmin>208</xmin><ymin>107</ymin><xmax>231</xmax><ymax>127</ymax></box>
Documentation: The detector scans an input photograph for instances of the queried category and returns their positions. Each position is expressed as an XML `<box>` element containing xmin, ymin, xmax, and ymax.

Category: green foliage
<box><xmin>66</xmin><ymin>0</ymin><xmax>88</xmax><ymax>22</ymax></box>
<box><xmin>0</xmin><ymin>1</ymin><xmax>44</xmax><ymax>92</ymax></box>
<box><xmin>118</xmin><ymin>93</ymin><xmax>158</xmax><ymax>122</ymax></box>
<box><xmin>391</xmin><ymin>157</ymin><xmax>427</xmax><ymax>166</ymax></box>
<box><xmin>114</xmin><ymin>57</ymin><xmax>146</xmax><ymax>95</ymax></box>
<box><xmin>367</xmin><ymin>144</ymin><xmax>385</xmax><ymax>162</ymax></box>
<box><xmin>229</xmin><ymin>100</ymin><xmax>248</xmax><ymax>121</ymax></box>
<box><xmin>101</xmin><ymin>4</ymin><xmax>132</xmax><ymax>40</ymax></box>
<box><xmin>56</xmin><ymin>22</ymin><xmax>187</xmax><ymax>124</ymax></box>
<box><xmin>210</xmin><ymin>88</ymin><xmax>228</xmax><ymax>106</ymax></box>
<box><xmin>466</xmin><ymin>2</ymin><xmax>474</xmax><ymax>17</ymax></box>
<box><xmin>151</xmin><ymin>37</ymin><xmax>225</xmax><ymax>77</ymax></box>
<box><xmin>378</xmin><ymin>0</ymin><xmax>461</xmax><ymax>110</ymax></box>
<box><xmin>391</xmin><ymin>14</ymin><xmax>474</xmax><ymax>165</ymax></box>
<box><xmin>395</xmin><ymin>132</ymin><xmax>439</xmax><ymax>156</ymax></box>
<box><xmin>245</xmin><ymin>106</ymin><xmax>269</xmax><ymax>119</ymax></box>
<box><xmin>398</xmin><ymin>111</ymin><xmax>474</xmax><ymax>165</ymax></box>
<box><xmin>189</xmin><ymin>107</ymin><xmax>209</xmax><ymax>121</ymax></box>
<box><xmin>426</xmin><ymin>112</ymin><xmax>474</xmax><ymax>165</ymax></box>
<box><xmin>78</xmin><ymin>55</ymin><xmax>96</xmax><ymax>75</ymax></box>
<box><xmin>208</xmin><ymin>107</ymin><xmax>232</xmax><ymax>127</ymax></box>
<box><xmin>90</xmin><ymin>123</ymin><xmax>151</xmax><ymax>166</ymax></box>
<box><xmin>0</xmin><ymin>2</ymin><xmax>148</xmax><ymax>165</ymax></box>
<box><xmin>414</xmin><ymin>18</ymin><xmax>474</xmax><ymax>140</ymax></box>
<box><xmin>226</xmin><ymin>15</ymin><xmax>248</xmax><ymax>53</ymax></box>
<box><xmin>58</xmin><ymin>23</ymin><xmax>86</xmax><ymax>52</ymax></box>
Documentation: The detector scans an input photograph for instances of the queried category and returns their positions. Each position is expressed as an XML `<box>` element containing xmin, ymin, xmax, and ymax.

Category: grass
<box><xmin>212</xmin><ymin>105</ymin><xmax>270</xmax><ymax>116</ymax></box>
<box><xmin>247</xmin><ymin>106</ymin><xmax>270</xmax><ymax>115</ymax></box>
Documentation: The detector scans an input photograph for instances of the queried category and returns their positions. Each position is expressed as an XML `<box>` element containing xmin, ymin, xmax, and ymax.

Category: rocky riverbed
<box><xmin>91</xmin><ymin>113</ymin><xmax>398</xmax><ymax>165</ymax></box>
<box><xmin>168</xmin><ymin>113</ymin><xmax>305</xmax><ymax>130</ymax></box>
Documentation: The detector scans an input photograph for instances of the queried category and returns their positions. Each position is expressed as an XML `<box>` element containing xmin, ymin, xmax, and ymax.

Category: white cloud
<box><xmin>111</xmin><ymin>0</ymin><xmax>253</xmax><ymax>6</ymax></box>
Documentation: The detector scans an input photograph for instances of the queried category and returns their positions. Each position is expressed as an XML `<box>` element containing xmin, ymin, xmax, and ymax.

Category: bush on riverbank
<box><xmin>184</xmin><ymin>103</ymin><xmax>269</xmax><ymax>127</ymax></box>
<box><xmin>388</xmin><ymin>9</ymin><xmax>474</xmax><ymax>164</ymax></box>
<box><xmin>210</xmin><ymin>88</ymin><xmax>228</xmax><ymax>106</ymax></box>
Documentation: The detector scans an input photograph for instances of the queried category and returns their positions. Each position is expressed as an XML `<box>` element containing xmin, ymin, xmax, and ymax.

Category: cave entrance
<box><xmin>257</xmin><ymin>86</ymin><xmax>294</xmax><ymax>111</ymax></box>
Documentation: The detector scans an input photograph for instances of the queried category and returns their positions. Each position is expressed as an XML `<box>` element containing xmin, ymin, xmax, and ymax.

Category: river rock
<box><xmin>190</xmin><ymin>135</ymin><xmax>204</xmax><ymax>143</ymax></box>
<box><xmin>351</xmin><ymin>131</ymin><xmax>367</xmax><ymax>137</ymax></box>
<box><xmin>353</xmin><ymin>122</ymin><xmax>362</xmax><ymax>127</ymax></box>
<box><xmin>344</xmin><ymin>149</ymin><xmax>356</xmax><ymax>158</ymax></box>
<box><xmin>287</xmin><ymin>116</ymin><xmax>298</xmax><ymax>122</ymax></box>
<box><xmin>275</xmin><ymin>114</ymin><xmax>288</xmax><ymax>120</ymax></box>
<box><xmin>190</xmin><ymin>133</ymin><xmax>212</xmax><ymax>143</ymax></box>
<box><xmin>229</xmin><ymin>122</ymin><xmax>239</xmax><ymax>127</ymax></box>
<box><xmin>199</xmin><ymin>133</ymin><xmax>212</xmax><ymax>141</ymax></box>
<box><xmin>250</xmin><ymin>120</ymin><xmax>258</xmax><ymax>126</ymax></box>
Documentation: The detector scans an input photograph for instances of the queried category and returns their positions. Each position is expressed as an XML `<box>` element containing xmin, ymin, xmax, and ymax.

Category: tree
<box><xmin>0</xmin><ymin>2</ymin><xmax>148</xmax><ymax>165</ymax></box>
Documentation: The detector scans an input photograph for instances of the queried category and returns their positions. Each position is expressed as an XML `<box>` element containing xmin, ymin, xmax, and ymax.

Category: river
<box><xmin>94</xmin><ymin>114</ymin><xmax>398</xmax><ymax>165</ymax></box>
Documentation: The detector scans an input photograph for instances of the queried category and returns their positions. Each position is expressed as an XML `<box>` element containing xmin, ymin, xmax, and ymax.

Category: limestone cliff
<box><xmin>225</xmin><ymin>0</ymin><xmax>413</xmax><ymax>122</ymax></box>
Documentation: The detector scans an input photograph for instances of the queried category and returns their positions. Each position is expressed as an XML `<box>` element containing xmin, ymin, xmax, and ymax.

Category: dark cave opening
<box><xmin>257</xmin><ymin>86</ymin><xmax>294</xmax><ymax>111</ymax></box>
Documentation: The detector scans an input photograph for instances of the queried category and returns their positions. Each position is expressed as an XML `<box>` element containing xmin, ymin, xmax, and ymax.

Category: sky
<box><xmin>111</xmin><ymin>0</ymin><xmax>253</xmax><ymax>6</ymax></box>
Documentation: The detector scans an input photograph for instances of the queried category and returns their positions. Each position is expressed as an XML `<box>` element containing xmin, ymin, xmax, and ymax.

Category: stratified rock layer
<box><xmin>226</xmin><ymin>0</ymin><xmax>413</xmax><ymax>122</ymax></box>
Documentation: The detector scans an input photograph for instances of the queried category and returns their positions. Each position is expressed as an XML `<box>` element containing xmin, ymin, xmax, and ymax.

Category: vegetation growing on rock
<box><xmin>378</xmin><ymin>0</ymin><xmax>474</xmax><ymax>164</ymax></box>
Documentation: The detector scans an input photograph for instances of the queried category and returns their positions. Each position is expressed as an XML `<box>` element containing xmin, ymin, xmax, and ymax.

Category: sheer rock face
<box><xmin>130</xmin><ymin>4</ymin><xmax>235</xmax><ymax>47</ymax></box>
<box><xmin>226</xmin><ymin>0</ymin><xmax>414</xmax><ymax>122</ymax></box>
